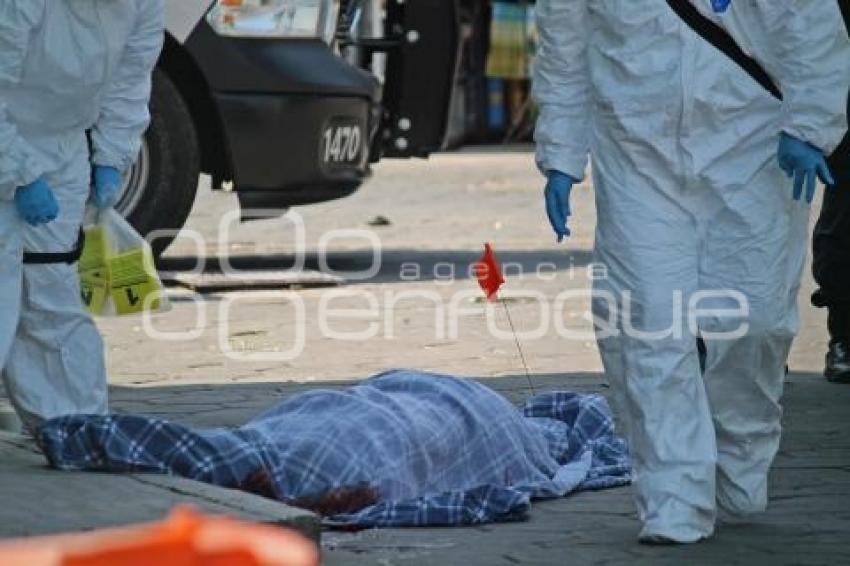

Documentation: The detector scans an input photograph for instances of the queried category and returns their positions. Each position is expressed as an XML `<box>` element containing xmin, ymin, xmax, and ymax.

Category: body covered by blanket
<box><xmin>38</xmin><ymin>370</ymin><xmax>630</xmax><ymax>527</ymax></box>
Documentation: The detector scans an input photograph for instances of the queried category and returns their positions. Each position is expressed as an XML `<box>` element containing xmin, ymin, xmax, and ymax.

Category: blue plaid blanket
<box><xmin>38</xmin><ymin>370</ymin><xmax>630</xmax><ymax>527</ymax></box>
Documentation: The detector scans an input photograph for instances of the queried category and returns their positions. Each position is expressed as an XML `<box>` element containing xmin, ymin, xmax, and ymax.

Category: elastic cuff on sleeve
<box><xmin>91</xmin><ymin>149</ymin><xmax>131</xmax><ymax>174</ymax></box>
<box><xmin>1</xmin><ymin>146</ymin><xmax>44</xmax><ymax>189</ymax></box>
<box><xmin>780</xmin><ymin>109</ymin><xmax>841</xmax><ymax>156</ymax></box>
<box><xmin>535</xmin><ymin>147</ymin><xmax>589</xmax><ymax>182</ymax></box>
<box><xmin>17</xmin><ymin>157</ymin><xmax>43</xmax><ymax>188</ymax></box>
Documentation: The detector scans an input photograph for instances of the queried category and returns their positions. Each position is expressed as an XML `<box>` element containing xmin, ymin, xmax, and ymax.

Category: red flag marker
<box><xmin>475</xmin><ymin>242</ymin><xmax>505</xmax><ymax>302</ymax></box>
<box><xmin>473</xmin><ymin>243</ymin><xmax>535</xmax><ymax>394</ymax></box>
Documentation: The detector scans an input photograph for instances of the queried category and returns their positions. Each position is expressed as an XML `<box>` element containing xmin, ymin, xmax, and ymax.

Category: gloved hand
<box><xmin>777</xmin><ymin>132</ymin><xmax>834</xmax><ymax>203</ymax></box>
<box><xmin>711</xmin><ymin>0</ymin><xmax>731</xmax><ymax>13</ymax></box>
<box><xmin>544</xmin><ymin>170</ymin><xmax>577</xmax><ymax>243</ymax></box>
<box><xmin>91</xmin><ymin>165</ymin><xmax>123</xmax><ymax>209</ymax></box>
<box><xmin>14</xmin><ymin>177</ymin><xmax>59</xmax><ymax>226</ymax></box>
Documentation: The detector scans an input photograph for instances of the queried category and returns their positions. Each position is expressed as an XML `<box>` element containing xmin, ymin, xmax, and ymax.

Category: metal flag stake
<box><xmin>474</xmin><ymin>243</ymin><xmax>536</xmax><ymax>395</ymax></box>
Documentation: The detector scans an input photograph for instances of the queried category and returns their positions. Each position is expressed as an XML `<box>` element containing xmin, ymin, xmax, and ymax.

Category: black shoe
<box><xmin>825</xmin><ymin>340</ymin><xmax>850</xmax><ymax>383</ymax></box>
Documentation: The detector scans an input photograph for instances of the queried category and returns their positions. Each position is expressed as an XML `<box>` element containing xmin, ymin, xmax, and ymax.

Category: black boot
<box><xmin>826</xmin><ymin>307</ymin><xmax>850</xmax><ymax>383</ymax></box>
<box><xmin>826</xmin><ymin>340</ymin><xmax>850</xmax><ymax>383</ymax></box>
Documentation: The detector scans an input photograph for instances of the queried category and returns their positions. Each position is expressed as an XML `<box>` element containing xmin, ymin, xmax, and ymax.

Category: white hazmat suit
<box><xmin>0</xmin><ymin>0</ymin><xmax>164</xmax><ymax>430</ymax></box>
<box><xmin>533</xmin><ymin>0</ymin><xmax>850</xmax><ymax>542</ymax></box>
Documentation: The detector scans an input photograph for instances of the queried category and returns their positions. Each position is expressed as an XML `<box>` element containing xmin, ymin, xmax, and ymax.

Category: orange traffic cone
<box><xmin>0</xmin><ymin>506</ymin><xmax>319</xmax><ymax>566</ymax></box>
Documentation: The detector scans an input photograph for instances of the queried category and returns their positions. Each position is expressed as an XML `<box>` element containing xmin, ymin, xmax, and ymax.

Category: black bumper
<box><xmin>215</xmin><ymin>92</ymin><xmax>371</xmax><ymax>210</ymax></box>
<box><xmin>185</xmin><ymin>22</ymin><xmax>380</xmax><ymax>209</ymax></box>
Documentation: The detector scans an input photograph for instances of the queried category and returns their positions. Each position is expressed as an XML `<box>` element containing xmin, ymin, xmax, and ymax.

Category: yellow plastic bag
<box><xmin>78</xmin><ymin>208</ymin><xmax>169</xmax><ymax>316</ymax></box>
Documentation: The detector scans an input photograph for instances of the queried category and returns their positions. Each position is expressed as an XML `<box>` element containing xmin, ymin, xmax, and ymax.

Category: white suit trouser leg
<box><xmin>593</xmin><ymin>153</ymin><xmax>809</xmax><ymax>541</ymax></box>
<box><xmin>699</xmin><ymin>163</ymin><xmax>810</xmax><ymax>518</ymax></box>
<box><xmin>592</xmin><ymin>165</ymin><xmax>717</xmax><ymax>543</ymax></box>
<box><xmin>0</xmin><ymin>146</ymin><xmax>107</xmax><ymax>432</ymax></box>
<box><xmin>0</xmin><ymin>204</ymin><xmax>23</xmax><ymax>397</ymax></box>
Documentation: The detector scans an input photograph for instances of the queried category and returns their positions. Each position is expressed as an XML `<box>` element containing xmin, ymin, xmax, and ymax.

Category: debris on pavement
<box><xmin>367</xmin><ymin>215</ymin><xmax>392</xmax><ymax>227</ymax></box>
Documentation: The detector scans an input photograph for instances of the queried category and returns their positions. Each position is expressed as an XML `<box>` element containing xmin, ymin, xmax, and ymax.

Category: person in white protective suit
<box><xmin>533</xmin><ymin>0</ymin><xmax>850</xmax><ymax>543</ymax></box>
<box><xmin>0</xmin><ymin>0</ymin><xmax>164</xmax><ymax>431</ymax></box>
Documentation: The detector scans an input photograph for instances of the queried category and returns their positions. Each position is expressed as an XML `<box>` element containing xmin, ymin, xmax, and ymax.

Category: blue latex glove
<box><xmin>14</xmin><ymin>177</ymin><xmax>59</xmax><ymax>226</ymax></box>
<box><xmin>711</xmin><ymin>0</ymin><xmax>731</xmax><ymax>13</ymax></box>
<box><xmin>777</xmin><ymin>133</ymin><xmax>834</xmax><ymax>203</ymax></box>
<box><xmin>544</xmin><ymin>170</ymin><xmax>577</xmax><ymax>243</ymax></box>
<box><xmin>91</xmin><ymin>165</ymin><xmax>123</xmax><ymax>209</ymax></box>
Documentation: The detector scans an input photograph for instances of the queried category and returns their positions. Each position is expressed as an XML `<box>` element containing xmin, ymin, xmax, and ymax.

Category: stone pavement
<box><xmin>4</xmin><ymin>370</ymin><xmax>846</xmax><ymax>564</ymax></box>
<box><xmin>1</xmin><ymin>150</ymin><xmax>848</xmax><ymax>563</ymax></box>
<box><xmin>121</xmin><ymin>372</ymin><xmax>850</xmax><ymax>565</ymax></box>
<box><xmin>0</xmin><ymin>430</ymin><xmax>320</xmax><ymax>541</ymax></box>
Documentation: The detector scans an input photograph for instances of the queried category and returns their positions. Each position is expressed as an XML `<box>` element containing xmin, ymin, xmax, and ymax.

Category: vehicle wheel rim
<box><xmin>115</xmin><ymin>138</ymin><xmax>151</xmax><ymax>218</ymax></box>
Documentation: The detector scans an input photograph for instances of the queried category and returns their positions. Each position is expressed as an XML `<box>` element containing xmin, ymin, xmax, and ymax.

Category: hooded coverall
<box><xmin>533</xmin><ymin>0</ymin><xmax>850</xmax><ymax>542</ymax></box>
<box><xmin>0</xmin><ymin>0</ymin><xmax>164</xmax><ymax>430</ymax></box>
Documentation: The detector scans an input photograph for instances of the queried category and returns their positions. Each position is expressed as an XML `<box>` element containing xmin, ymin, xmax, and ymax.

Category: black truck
<box><xmin>120</xmin><ymin>0</ymin><xmax>460</xmax><ymax>253</ymax></box>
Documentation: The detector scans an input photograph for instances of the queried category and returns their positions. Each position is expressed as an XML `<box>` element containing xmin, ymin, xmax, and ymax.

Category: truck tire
<box><xmin>116</xmin><ymin>69</ymin><xmax>200</xmax><ymax>257</ymax></box>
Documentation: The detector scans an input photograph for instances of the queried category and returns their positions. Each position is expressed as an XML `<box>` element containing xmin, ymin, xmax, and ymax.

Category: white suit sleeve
<box><xmin>0</xmin><ymin>0</ymin><xmax>47</xmax><ymax>196</ymax></box>
<box><xmin>531</xmin><ymin>0</ymin><xmax>591</xmax><ymax>180</ymax></box>
<box><xmin>703</xmin><ymin>0</ymin><xmax>850</xmax><ymax>154</ymax></box>
<box><xmin>763</xmin><ymin>1</ymin><xmax>849</xmax><ymax>153</ymax></box>
<box><xmin>90</xmin><ymin>0</ymin><xmax>165</xmax><ymax>172</ymax></box>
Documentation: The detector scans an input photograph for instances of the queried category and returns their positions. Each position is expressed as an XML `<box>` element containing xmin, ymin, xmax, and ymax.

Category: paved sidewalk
<box><xmin>121</xmin><ymin>371</ymin><xmax>850</xmax><ymax>565</ymax></box>
<box><xmin>0</xmin><ymin>431</ymin><xmax>319</xmax><ymax>541</ymax></box>
<box><xmin>3</xmin><ymin>370</ymin><xmax>845</xmax><ymax>564</ymax></box>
